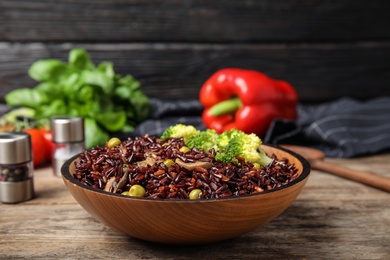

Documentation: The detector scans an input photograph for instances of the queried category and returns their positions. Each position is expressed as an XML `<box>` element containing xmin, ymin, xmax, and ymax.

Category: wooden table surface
<box><xmin>1</xmin><ymin>154</ymin><xmax>389</xmax><ymax>259</ymax></box>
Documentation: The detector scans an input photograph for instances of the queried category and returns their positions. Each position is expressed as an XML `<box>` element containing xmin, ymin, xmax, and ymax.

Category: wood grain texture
<box><xmin>1</xmin><ymin>153</ymin><xmax>389</xmax><ymax>259</ymax></box>
<box><xmin>1</xmin><ymin>0</ymin><xmax>390</xmax><ymax>42</ymax></box>
<box><xmin>1</xmin><ymin>1</ymin><xmax>390</xmax><ymax>104</ymax></box>
<box><xmin>1</xmin><ymin>42</ymin><xmax>390</xmax><ymax>103</ymax></box>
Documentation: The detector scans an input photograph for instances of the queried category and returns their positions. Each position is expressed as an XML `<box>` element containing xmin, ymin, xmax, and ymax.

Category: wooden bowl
<box><xmin>61</xmin><ymin>145</ymin><xmax>310</xmax><ymax>244</ymax></box>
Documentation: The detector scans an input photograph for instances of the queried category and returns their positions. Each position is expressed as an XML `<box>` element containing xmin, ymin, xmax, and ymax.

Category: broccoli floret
<box><xmin>186</xmin><ymin>129</ymin><xmax>219</xmax><ymax>152</ymax></box>
<box><xmin>215</xmin><ymin>129</ymin><xmax>272</xmax><ymax>166</ymax></box>
<box><xmin>160</xmin><ymin>124</ymin><xmax>200</xmax><ymax>142</ymax></box>
<box><xmin>215</xmin><ymin>128</ymin><xmax>239</xmax><ymax>150</ymax></box>
<box><xmin>161</xmin><ymin>125</ymin><xmax>272</xmax><ymax>166</ymax></box>
<box><xmin>214</xmin><ymin>134</ymin><xmax>242</xmax><ymax>163</ymax></box>
<box><xmin>258</xmin><ymin>145</ymin><xmax>273</xmax><ymax>167</ymax></box>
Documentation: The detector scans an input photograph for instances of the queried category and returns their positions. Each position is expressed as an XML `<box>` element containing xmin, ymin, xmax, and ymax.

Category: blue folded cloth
<box><xmin>264</xmin><ymin>97</ymin><xmax>390</xmax><ymax>157</ymax></box>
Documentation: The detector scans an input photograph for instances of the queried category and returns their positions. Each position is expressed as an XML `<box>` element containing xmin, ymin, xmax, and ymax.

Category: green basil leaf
<box><xmin>62</xmin><ymin>73</ymin><xmax>84</xmax><ymax>98</ymax></box>
<box><xmin>66</xmin><ymin>100</ymin><xmax>88</xmax><ymax>117</ymax></box>
<box><xmin>5</xmin><ymin>88</ymin><xmax>49</xmax><ymax>108</ymax></box>
<box><xmin>35</xmin><ymin>82</ymin><xmax>63</xmax><ymax>99</ymax></box>
<box><xmin>116</xmin><ymin>75</ymin><xmax>139</xmax><ymax>88</ymax></box>
<box><xmin>36</xmin><ymin>99</ymin><xmax>67</xmax><ymax>118</ymax></box>
<box><xmin>84</xmin><ymin>118</ymin><xmax>110</xmax><ymax>149</ymax></box>
<box><xmin>82</xmin><ymin>70</ymin><xmax>114</xmax><ymax>94</ymax></box>
<box><xmin>68</xmin><ymin>48</ymin><xmax>94</xmax><ymax>70</ymax></box>
<box><xmin>97</xmin><ymin>62</ymin><xmax>115</xmax><ymax>79</ymax></box>
<box><xmin>78</xmin><ymin>85</ymin><xmax>95</xmax><ymax>102</ymax></box>
<box><xmin>114</xmin><ymin>83</ymin><xmax>140</xmax><ymax>100</ymax></box>
<box><xmin>127</xmin><ymin>91</ymin><xmax>151</xmax><ymax>122</ymax></box>
<box><xmin>95</xmin><ymin>111</ymin><xmax>127</xmax><ymax>132</ymax></box>
<box><xmin>28</xmin><ymin>59</ymin><xmax>68</xmax><ymax>82</ymax></box>
<box><xmin>88</xmin><ymin>95</ymin><xmax>115</xmax><ymax>116</ymax></box>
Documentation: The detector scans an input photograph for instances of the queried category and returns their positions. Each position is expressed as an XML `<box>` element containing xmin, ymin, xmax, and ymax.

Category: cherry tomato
<box><xmin>25</xmin><ymin>128</ymin><xmax>47</xmax><ymax>167</ymax></box>
<box><xmin>39</xmin><ymin>127</ymin><xmax>53</xmax><ymax>163</ymax></box>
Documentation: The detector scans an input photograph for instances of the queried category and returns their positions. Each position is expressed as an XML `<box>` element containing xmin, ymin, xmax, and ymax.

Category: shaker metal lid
<box><xmin>0</xmin><ymin>132</ymin><xmax>32</xmax><ymax>164</ymax></box>
<box><xmin>51</xmin><ymin>116</ymin><xmax>85</xmax><ymax>143</ymax></box>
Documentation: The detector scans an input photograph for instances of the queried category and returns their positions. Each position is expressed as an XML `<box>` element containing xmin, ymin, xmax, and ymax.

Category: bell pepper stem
<box><xmin>209</xmin><ymin>97</ymin><xmax>242</xmax><ymax>116</ymax></box>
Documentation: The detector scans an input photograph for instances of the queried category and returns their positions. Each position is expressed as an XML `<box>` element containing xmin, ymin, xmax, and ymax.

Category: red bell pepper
<box><xmin>199</xmin><ymin>68</ymin><xmax>298</xmax><ymax>137</ymax></box>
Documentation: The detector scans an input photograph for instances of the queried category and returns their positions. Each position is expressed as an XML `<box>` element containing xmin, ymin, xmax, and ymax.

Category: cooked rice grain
<box><xmin>73</xmin><ymin>135</ymin><xmax>299</xmax><ymax>199</ymax></box>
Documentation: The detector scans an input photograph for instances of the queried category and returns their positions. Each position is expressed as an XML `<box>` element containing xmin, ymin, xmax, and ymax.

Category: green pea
<box><xmin>107</xmin><ymin>137</ymin><xmax>121</xmax><ymax>148</ymax></box>
<box><xmin>253</xmin><ymin>163</ymin><xmax>260</xmax><ymax>169</ymax></box>
<box><xmin>189</xmin><ymin>189</ymin><xmax>202</xmax><ymax>200</ymax></box>
<box><xmin>179</xmin><ymin>146</ymin><xmax>191</xmax><ymax>153</ymax></box>
<box><xmin>129</xmin><ymin>185</ymin><xmax>146</xmax><ymax>197</ymax></box>
<box><xmin>163</xmin><ymin>159</ymin><xmax>175</xmax><ymax>167</ymax></box>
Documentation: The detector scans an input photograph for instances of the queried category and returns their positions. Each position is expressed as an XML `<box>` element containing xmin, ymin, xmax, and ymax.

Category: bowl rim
<box><xmin>61</xmin><ymin>144</ymin><xmax>311</xmax><ymax>203</ymax></box>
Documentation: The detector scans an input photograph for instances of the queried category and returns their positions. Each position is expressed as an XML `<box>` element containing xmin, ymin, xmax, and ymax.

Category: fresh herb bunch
<box><xmin>5</xmin><ymin>49</ymin><xmax>151</xmax><ymax>148</ymax></box>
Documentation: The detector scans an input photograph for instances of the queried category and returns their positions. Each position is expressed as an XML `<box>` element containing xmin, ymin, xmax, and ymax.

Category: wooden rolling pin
<box><xmin>281</xmin><ymin>145</ymin><xmax>390</xmax><ymax>192</ymax></box>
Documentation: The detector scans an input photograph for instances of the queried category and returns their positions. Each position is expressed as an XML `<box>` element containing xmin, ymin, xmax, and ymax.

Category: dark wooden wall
<box><xmin>1</xmin><ymin>0</ymin><xmax>390</xmax><ymax>103</ymax></box>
